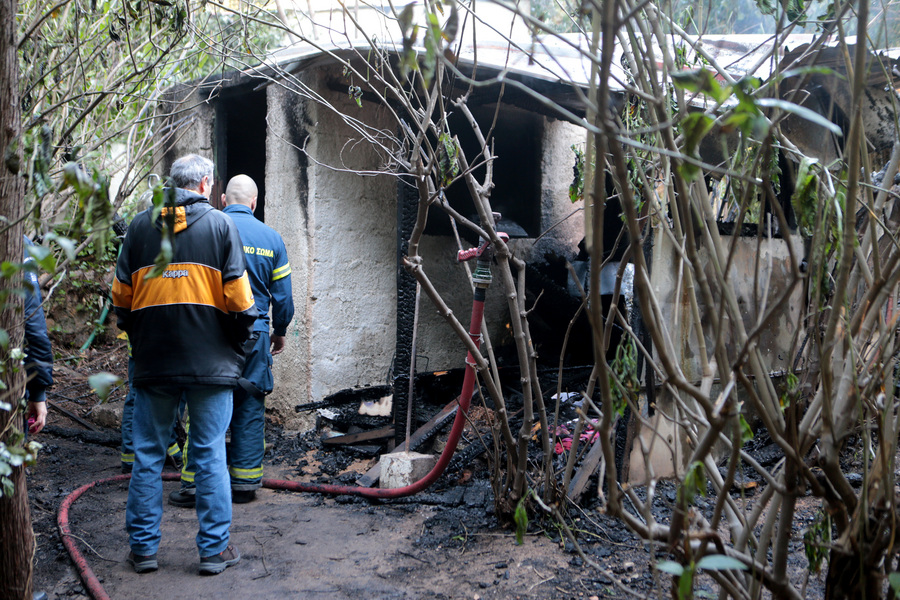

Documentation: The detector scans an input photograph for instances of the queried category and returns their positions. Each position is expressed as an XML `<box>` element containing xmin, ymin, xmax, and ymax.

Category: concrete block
<box><xmin>379</xmin><ymin>452</ymin><xmax>436</xmax><ymax>489</ymax></box>
<box><xmin>92</xmin><ymin>400</ymin><xmax>124</xmax><ymax>429</ymax></box>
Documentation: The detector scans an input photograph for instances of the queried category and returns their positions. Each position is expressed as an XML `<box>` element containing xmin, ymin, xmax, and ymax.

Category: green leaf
<box><xmin>25</xmin><ymin>243</ymin><xmax>56</xmax><ymax>274</ymax></box>
<box><xmin>754</xmin><ymin>98</ymin><xmax>842</xmax><ymax>136</ymax></box>
<box><xmin>678</xmin><ymin>563</ymin><xmax>695</xmax><ymax>600</ymax></box>
<box><xmin>398</xmin><ymin>3</ymin><xmax>415</xmax><ymax>37</ymax></box>
<box><xmin>680</xmin><ymin>460</ymin><xmax>707</xmax><ymax>505</ymax></box>
<box><xmin>442</xmin><ymin>3</ymin><xmax>458</xmax><ymax>43</ymax></box>
<box><xmin>1</xmin><ymin>476</ymin><xmax>12</xmax><ymax>498</ymax></box>
<box><xmin>696</xmin><ymin>555</ymin><xmax>747</xmax><ymax>571</ymax></box>
<box><xmin>785</xmin><ymin>0</ymin><xmax>806</xmax><ymax>22</ymax></box>
<box><xmin>678</xmin><ymin>161</ymin><xmax>702</xmax><ymax>181</ymax></box>
<box><xmin>0</xmin><ymin>260</ymin><xmax>21</xmax><ymax>279</ymax></box>
<box><xmin>45</xmin><ymin>232</ymin><xmax>77</xmax><ymax>261</ymax></box>
<box><xmin>437</xmin><ymin>133</ymin><xmax>459</xmax><ymax>188</ymax></box>
<box><xmin>88</xmin><ymin>372</ymin><xmax>123</xmax><ymax>402</ymax></box>
<box><xmin>791</xmin><ymin>157</ymin><xmax>819</xmax><ymax>237</ymax></box>
<box><xmin>514</xmin><ymin>496</ymin><xmax>528</xmax><ymax>545</ymax></box>
<box><xmin>657</xmin><ymin>560</ymin><xmax>685</xmax><ymax>576</ymax></box>
<box><xmin>739</xmin><ymin>414</ymin><xmax>754</xmax><ymax>445</ymax></box>
<box><xmin>569</xmin><ymin>145</ymin><xmax>585</xmax><ymax>203</ymax></box>
<box><xmin>888</xmin><ymin>572</ymin><xmax>900</xmax><ymax>595</ymax></box>
<box><xmin>671</xmin><ymin>69</ymin><xmax>731</xmax><ymax>104</ymax></box>
<box><xmin>0</xmin><ymin>328</ymin><xmax>8</xmax><ymax>351</ymax></box>
<box><xmin>144</xmin><ymin>236</ymin><xmax>173</xmax><ymax>280</ymax></box>
<box><xmin>681</xmin><ymin>112</ymin><xmax>714</xmax><ymax>157</ymax></box>
<box><xmin>755</xmin><ymin>0</ymin><xmax>777</xmax><ymax>15</ymax></box>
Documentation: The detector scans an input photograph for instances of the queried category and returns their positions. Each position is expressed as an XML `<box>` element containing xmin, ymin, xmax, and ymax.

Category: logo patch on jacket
<box><xmin>163</xmin><ymin>269</ymin><xmax>190</xmax><ymax>279</ymax></box>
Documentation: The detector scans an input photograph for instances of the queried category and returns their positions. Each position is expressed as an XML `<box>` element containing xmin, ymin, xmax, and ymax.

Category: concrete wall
<box><xmin>264</xmin><ymin>83</ymin><xmax>314</xmax><ymax>430</ymax></box>
<box><xmin>300</xmin><ymin>67</ymin><xmax>398</xmax><ymax>409</ymax></box>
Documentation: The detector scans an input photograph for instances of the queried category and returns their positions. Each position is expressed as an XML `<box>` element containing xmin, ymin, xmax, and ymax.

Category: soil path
<box><xmin>30</xmin><ymin>434</ymin><xmax>602</xmax><ymax>600</ymax></box>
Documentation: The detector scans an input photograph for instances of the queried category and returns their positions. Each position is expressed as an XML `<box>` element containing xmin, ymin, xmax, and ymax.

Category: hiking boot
<box><xmin>231</xmin><ymin>489</ymin><xmax>256</xmax><ymax>504</ymax></box>
<box><xmin>168</xmin><ymin>486</ymin><xmax>196</xmax><ymax>508</ymax></box>
<box><xmin>199</xmin><ymin>545</ymin><xmax>241</xmax><ymax>575</ymax></box>
<box><xmin>127</xmin><ymin>551</ymin><xmax>158</xmax><ymax>574</ymax></box>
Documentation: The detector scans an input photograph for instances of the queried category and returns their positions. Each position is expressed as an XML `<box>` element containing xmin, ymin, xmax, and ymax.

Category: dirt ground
<box><xmin>26</xmin><ymin>342</ymin><xmax>828</xmax><ymax>600</ymax></box>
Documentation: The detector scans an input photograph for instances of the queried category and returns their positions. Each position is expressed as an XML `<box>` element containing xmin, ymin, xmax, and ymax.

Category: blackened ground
<box><xmin>28</xmin><ymin>342</ymin><xmax>829</xmax><ymax>600</ymax></box>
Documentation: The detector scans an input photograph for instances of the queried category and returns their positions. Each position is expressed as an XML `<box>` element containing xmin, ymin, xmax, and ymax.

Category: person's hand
<box><xmin>26</xmin><ymin>400</ymin><xmax>47</xmax><ymax>434</ymax></box>
<box><xmin>271</xmin><ymin>335</ymin><xmax>286</xmax><ymax>355</ymax></box>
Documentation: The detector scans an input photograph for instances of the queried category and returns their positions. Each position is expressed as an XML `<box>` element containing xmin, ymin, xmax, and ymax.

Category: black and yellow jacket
<box><xmin>112</xmin><ymin>188</ymin><xmax>258</xmax><ymax>387</ymax></box>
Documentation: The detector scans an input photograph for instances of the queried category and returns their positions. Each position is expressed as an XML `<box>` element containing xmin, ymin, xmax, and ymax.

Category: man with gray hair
<box><xmin>113</xmin><ymin>154</ymin><xmax>258</xmax><ymax>576</ymax></box>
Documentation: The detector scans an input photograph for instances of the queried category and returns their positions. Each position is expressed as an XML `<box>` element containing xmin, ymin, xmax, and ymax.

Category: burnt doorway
<box><xmin>215</xmin><ymin>87</ymin><xmax>268</xmax><ymax>221</ymax></box>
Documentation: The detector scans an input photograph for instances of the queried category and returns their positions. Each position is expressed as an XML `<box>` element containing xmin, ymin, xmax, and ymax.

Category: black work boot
<box><xmin>231</xmin><ymin>489</ymin><xmax>256</xmax><ymax>504</ymax></box>
<box><xmin>168</xmin><ymin>486</ymin><xmax>196</xmax><ymax>508</ymax></box>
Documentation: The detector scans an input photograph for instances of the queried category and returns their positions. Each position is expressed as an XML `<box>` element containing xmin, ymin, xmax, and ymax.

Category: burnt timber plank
<box><xmin>567</xmin><ymin>440</ymin><xmax>605</xmax><ymax>501</ymax></box>
<box><xmin>355</xmin><ymin>398</ymin><xmax>459</xmax><ymax>487</ymax></box>
<box><xmin>322</xmin><ymin>426</ymin><xmax>395</xmax><ymax>446</ymax></box>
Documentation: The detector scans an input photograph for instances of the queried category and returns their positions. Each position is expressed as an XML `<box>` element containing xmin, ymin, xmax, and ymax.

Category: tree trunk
<box><xmin>0</xmin><ymin>0</ymin><xmax>34</xmax><ymax>597</ymax></box>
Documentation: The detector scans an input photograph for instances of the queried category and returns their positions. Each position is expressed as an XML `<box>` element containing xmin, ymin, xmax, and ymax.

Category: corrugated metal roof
<box><xmin>260</xmin><ymin>32</ymin><xmax>896</xmax><ymax>91</ymax></box>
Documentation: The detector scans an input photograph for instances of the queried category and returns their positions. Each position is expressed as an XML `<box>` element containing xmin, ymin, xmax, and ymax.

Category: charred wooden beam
<box><xmin>322</xmin><ymin>426</ymin><xmax>394</xmax><ymax>446</ymax></box>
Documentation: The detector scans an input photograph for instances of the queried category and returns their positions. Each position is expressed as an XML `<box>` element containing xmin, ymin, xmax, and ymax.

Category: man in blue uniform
<box><xmin>170</xmin><ymin>174</ymin><xmax>293</xmax><ymax>506</ymax></box>
<box><xmin>113</xmin><ymin>155</ymin><xmax>257</xmax><ymax>576</ymax></box>
<box><xmin>23</xmin><ymin>237</ymin><xmax>53</xmax><ymax>435</ymax></box>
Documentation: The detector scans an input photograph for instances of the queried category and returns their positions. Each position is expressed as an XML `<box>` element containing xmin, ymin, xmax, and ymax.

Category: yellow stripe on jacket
<box><xmin>131</xmin><ymin>263</ymin><xmax>228</xmax><ymax>312</ymax></box>
<box><xmin>224</xmin><ymin>273</ymin><xmax>255</xmax><ymax>313</ymax></box>
<box><xmin>112</xmin><ymin>277</ymin><xmax>133</xmax><ymax>310</ymax></box>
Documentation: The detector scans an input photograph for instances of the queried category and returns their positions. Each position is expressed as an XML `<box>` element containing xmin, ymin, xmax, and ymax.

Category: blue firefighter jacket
<box><xmin>222</xmin><ymin>204</ymin><xmax>294</xmax><ymax>336</ymax></box>
<box><xmin>23</xmin><ymin>237</ymin><xmax>54</xmax><ymax>402</ymax></box>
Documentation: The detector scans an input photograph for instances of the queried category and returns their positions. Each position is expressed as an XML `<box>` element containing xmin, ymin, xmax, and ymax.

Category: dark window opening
<box><xmin>710</xmin><ymin>151</ymin><xmax>798</xmax><ymax>238</ymax></box>
<box><xmin>426</xmin><ymin>103</ymin><xmax>543</xmax><ymax>238</ymax></box>
<box><xmin>215</xmin><ymin>88</ymin><xmax>267</xmax><ymax>221</ymax></box>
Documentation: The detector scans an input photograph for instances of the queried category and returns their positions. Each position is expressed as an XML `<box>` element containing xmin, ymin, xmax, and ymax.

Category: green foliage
<box><xmin>144</xmin><ymin>183</ymin><xmax>176</xmax><ymax>279</ymax></box>
<box><xmin>396</xmin><ymin>2</ymin><xmax>458</xmax><ymax>88</ymax></box>
<box><xmin>803</xmin><ymin>510</ymin><xmax>831</xmax><ymax>573</ymax></box>
<box><xmin>791</xmin><ymin>157</ymin><xmax>820</xmax><ymax>238</ymax></box>
<box><xmin>755</xmin><ymin>0</ymin><xmax>807</xmax><ymax>22</ymax></box>
<box><xmin>610</xmin><ymin>337</ymin><xmax>640</xmax><ymax>416</ymax></box>
<box><xmin>0</xmin><ymin>396</ymin><xmax>43</xmax><ymax>498</ymax></box>
<box><xmin>398</xmin><ymin>3</ymin><xmax>420</xmax><ymax>79</ymax></box>
<box><xmin>671</xmin><ymin>69</ymin><xmax>732</xmax><ymax>105</ymax></box>
<box><xmin>514</xmin><ymin>494</ymin><xmax>529</xmax><ymax>545</ymax></box>
<box><xmin>530</xmin><ymin>0</ymin><xmax>588</xmax><ymax>33</ymax></box>
<box><xmin>679</xmin><ymin>460</ymin><xmax>707</xmax><ymax>506</ymax></box>
<box><xmin>569</xmin><ymin>145</ymin><xmax>585</xmax><ymax>203</ymax></box>
<box><xmin>889</xmin><ymin>572</ymin><xmax>900</xmax><ymax>596</ymax></box>
<box><xmin>62</xmin><ymin>163</ymin><xmax>114</xmax><ymax>262</ymax></box>
<box><xmin>437</xmin><ymin>133</ymin><xmax>460</xmax><ymax>188</ymax></box>
<box><xmin>738</xmin><ymin>414</ymin><xmax>754</xmax><ymax>444</ymax></box>
<box><xmin>696</xmin><ymin>555</ymin><xmax>747</xmax><ymax>571</ymax></box>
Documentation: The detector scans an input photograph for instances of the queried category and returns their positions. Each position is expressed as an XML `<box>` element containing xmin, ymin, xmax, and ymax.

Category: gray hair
<box><xmin>169</xmin><ymin>154</ymin><xmax>214</xmax><ymax>190</ymax></box>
